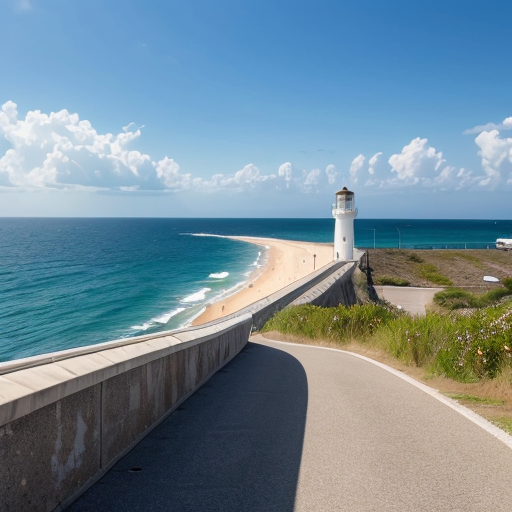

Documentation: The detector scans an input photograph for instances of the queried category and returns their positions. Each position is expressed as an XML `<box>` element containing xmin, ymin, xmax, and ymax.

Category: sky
<box><xmin>0</xmin><ymin>0</ymin><xmax>511</xmax><ymax>219</ymax></box>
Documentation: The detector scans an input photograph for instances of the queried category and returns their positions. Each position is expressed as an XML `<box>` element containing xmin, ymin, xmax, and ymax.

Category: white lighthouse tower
<box><xmin>332</xmin><ymin>186</ymin><xmax>357</xmax><ymax>260</ymax></box>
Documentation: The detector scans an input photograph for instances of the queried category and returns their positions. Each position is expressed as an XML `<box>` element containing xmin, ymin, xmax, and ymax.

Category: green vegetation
<box><xmin>262</xmin><ymin>303</ymin><xmax>398</xmax><ymax>343</ymax></box>
<box><xmin>443</xmin><ymin>393</ymin><xmax>505</xmax><ymax>405</ymax></box>
<box><xmin>434</xmin><ymin>280</ymin><xmax>512</xmax><ymax>310</ymax></box>
<box><xmin>435</xmin><ymin>251</ymin><xmax>484</xmax><ymax>267</ymax></box>
<box><xmin>406</xmin><ymin>253</ymin><xmax>424</xmax><ymax>264</ymax></box>
<box><xmin>262</xmin><ymin>300</ymin><xmax>512</xmax><ymax>382</ymax></box>
<box><xmin>417</xmin><ymin>263</ymin><xmax>453</xmax><ymax>286</ymax></box>
<box><xmin>492</xmin><ymin>418</ymin><xmax>512</xmax><ymax>435</ymax></box>
<box><xmin>376</xmin><ymin>276</ymin><xmax>410</xmax><ymax>286</ymax></box>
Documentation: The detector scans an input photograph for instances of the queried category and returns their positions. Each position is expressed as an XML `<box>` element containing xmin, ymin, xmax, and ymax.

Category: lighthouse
<box><xmin>332</xmin><ymin>186</ymin><xmax>357</xmax><ymax>260</ymax></box>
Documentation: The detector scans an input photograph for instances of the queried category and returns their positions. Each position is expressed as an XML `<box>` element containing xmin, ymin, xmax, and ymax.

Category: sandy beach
<box><xmin>192</xmin><ymin>237</ymin><xmax>334</xmax><ymax>325</ymax></box>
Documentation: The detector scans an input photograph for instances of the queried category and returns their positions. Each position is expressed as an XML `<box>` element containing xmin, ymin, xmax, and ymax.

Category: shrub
<box><xmin>407</xmin><ymin>253</ymin><xmax>424</xmax><ymax>264</ymax></box>
<box><xmin>262</xmin><ymin>300</ymin><xmax>512</xmax><ymax>383</ymax></box>
<box><xmin>371</xmin><ymin>313</ymin><xmax>456</xmax><ymax>367</ymax></box>
<box><xmin>376</xmin><ymin>276</ymin><xmax>410</xmax><ymax>286</ymax></box>
<box><xmin>262</xmin><ymin>303</ymin><xmax>399</xmax><ymax>343</ymax></box>
<box><xmin>434</xmin><ymin>286</ymin><xmax>512</xmax><ymax>310</ymax></box>
<box><xmin>502</xmin><ymin>277</ymin><xmax>512</xmax><ymax>291</ymax></box>
<box><xmin>431</xmin><ymin>305</ymin><xmax>512</xmax><ymax>380</ymax></box>
<box><xmin>434</xmin><ymin>288</ymin><xmax>479</xmax><ymax>310</ymax></box>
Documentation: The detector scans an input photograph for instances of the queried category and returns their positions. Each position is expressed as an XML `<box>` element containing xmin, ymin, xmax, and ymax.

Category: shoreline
<box><xmin>191</xmin><ymin>236</ymin><xmax>334</xmax><ymax>326</ymax></box>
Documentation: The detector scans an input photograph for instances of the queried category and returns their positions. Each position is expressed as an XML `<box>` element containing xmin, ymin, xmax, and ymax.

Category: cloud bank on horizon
<box><xmin>1</xmin><ymin>101</ymin><xmax>511</xmax><ymax>197</ymax></box>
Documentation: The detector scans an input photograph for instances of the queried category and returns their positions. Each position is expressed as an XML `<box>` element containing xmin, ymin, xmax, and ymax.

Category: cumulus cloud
<box><xmin>0</xmin><ymin>101</ymin><xmax>163</xmax><ymax>191</ymax></box>
<box><xmin>0</xmin><ymin>101</ymin><xmax>340</xmax><ymax>195</ymax></box>
<box><xmin>388</xmin><ymin>137</ymin><xmax>446</xmax><ymax>185</ymax></box>
<box><xmin>474</xmin><ymin>129</ymin><xmax>512</xmax><ymax>187</ymax></box>
<box><xmin>278</xmin><ymin>162</ymin><xmax>293</xmax><ymax>188</ymax></box>
<box><xmin>201</xmin><ymin>164</ymin><xmax>278</xmax><ymax>191</ymax></box>
<box><xmin>352</xmin><ymin>136</ymin><xmax>492</xmax><ymax>191</ymax></box>
<box><xmin>5</xmin><ymin>101</ymin><xmax>510</xmax><ymax>198</ymax></box>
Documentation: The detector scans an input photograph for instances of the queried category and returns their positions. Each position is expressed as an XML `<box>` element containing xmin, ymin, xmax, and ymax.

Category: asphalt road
<box><xmin>70</xmin><ymin>336</ymin><xmax>512</xmax><ymax>511</ymax></box>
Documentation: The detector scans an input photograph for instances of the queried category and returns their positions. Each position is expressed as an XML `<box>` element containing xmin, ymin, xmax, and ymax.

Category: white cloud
<box><xmin>0</xmin><ymin>101</ymin><xmax>162</xmax><ymax>190</ymax></box>
<box><xmin>300</xmin><ymin>168</ymin><xmax>321</xmax><ymax>192</ymax></box>
<box><xmin>325</xmin><ymin>164</ymin><xmax>337</xmax><ymax>185</ymax></box>
<box><xmin>368</xmin><ymin>152</ymin><xmax>382</xmax><ymax>175</ymax></box>
<box><xmin>388</xmin><ymin>137</ymin><xmax>446</xmax><ymax>185</ymax></box>
<box><xmin>155</xmin><ymin>157</ymin><xmax>191</xmax><ymax>190</ymax></box>
<box><xmin>474</xmin><ymin>129</ymin><xmax>512</xmax><ymax>187</ymax></box>
<box><xmin>278</xmin><ymin>162</ymin><xmax>293</xmax><ymax>188</ymax></box>
<box><xmin>349</xmin><ymin>154</ymin><xmax>365</xmax><ymax>182</ymax></box>
<box><xmin>4</xmin><ymin>101</ymin><xmax>510</xmax><ymax>199</ymax></box>
<box><xmin>464</xmin><ymin>116</ymin><xmax>512</xmax><ymax>135</ymax></box>
<box><xmin>0</xmin><ymin>101</ymin><xmax>342</xmax><ymax>196</ymax></box>
<box><xmin>354</xmin><ymin>137</ymin><xmax>488</xmax><ymax>191</ymax></box>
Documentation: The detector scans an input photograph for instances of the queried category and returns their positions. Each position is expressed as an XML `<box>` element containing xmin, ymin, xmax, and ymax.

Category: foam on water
<box><xmin>252</xmin><ymin>251</ymin><xmax>262</xmax><ymax>266</ymax></box>
<box><xmin>208</xmin><ymin>281</ymin><xmax>247</xmax><ymax>304</ymax></box>
<box><xmin>209</xmin><ymin>272</ymin><xmax>229</xmax><ymax>279</ymax></box>
<box><xmin>131</xmin><ymin>307</ymin><xmax>186</xmax><ymax>331</ymax></box>
<box><xmin>181</xmin><ymin>287</ymin><xmax>211</xmax><ymax>303</ymax></box>
<box><xmin>184</xmin><ymin>307</ymin><xmax>207</xmax><ymax>326</ymax></box>
<box><xmin>154</xmin><ymin>307</ymin><xmax>186</xmax><ymax>324</ymax></box>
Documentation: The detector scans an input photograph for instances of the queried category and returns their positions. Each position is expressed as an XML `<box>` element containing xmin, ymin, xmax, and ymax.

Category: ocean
<box><xmin>1</xmin><ymin>217</ymin><xmax>511</xmax><ymax>363</ymax></box>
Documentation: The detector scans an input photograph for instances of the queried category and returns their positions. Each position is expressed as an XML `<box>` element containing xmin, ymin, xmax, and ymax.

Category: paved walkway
<box><xmin>70</xmin><ymin>336</ymin><xmax>512</xmax><ymax>511</ymax></box>
<box><xmin>374</xmin><ymin>286</ymin><xmax>443</xmax><ymax>316</ymax></box>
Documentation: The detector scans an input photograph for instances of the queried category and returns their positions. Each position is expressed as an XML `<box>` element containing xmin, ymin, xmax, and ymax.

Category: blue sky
<box><xmin>0</xmin><ymin>0</ymin><xmax>511</xmax><ymax>218</ymax></box>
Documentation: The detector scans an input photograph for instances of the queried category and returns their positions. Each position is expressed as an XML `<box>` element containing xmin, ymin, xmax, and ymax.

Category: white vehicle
<box><xmin>496</xmin><ymin>238</ymin><xmax>512</xmax><ymax>250</ymax></box>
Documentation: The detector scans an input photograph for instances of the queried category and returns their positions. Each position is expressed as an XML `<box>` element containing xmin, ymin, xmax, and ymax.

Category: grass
<box><xmin>407</xmin><ymin>253</ymin><xmax>424</xmax><ymax>264</ymax></box>
<box><xmin>262</xmin><ymin>298</ymin><xmax>512</xmax><ymax>436</ymax></box>
<box><xmin>443</xmin><ymin>393</ymin><xmax>505</xmax><ymax>405</ymax></box>
<box><xmin>417</xmin><ymin>263</ymin><xmax>453</xmax><ymax>286</ymax></box>
<box><xmin>435</xmin><ymin>251</ymin><xmax>484</xmax><ymax>268</ymax></box>
<box><xmin>376</xmin><ymin>276</ymin><xmax>410</xmax><ymax>286</ymax></box>
<box><xmin>434</xmin><ymin>282</ymin><xmax>512</xmax><ymax>310</ymax></box>
<box><xmin>262</xmin><ymin>299</ymin><xmax>512</xmax><ymax>382</ymax></box>
<box><xmin>492</xmin><ymin>418</ymin><xmax>512</xmax><ymax>435</ymax></box>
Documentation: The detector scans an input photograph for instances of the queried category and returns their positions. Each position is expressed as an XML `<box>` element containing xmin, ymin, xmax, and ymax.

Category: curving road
<box><xmin>71</xmin><ymin>335</ymin><xmax>512</xmax><ymax>511</ymax></box>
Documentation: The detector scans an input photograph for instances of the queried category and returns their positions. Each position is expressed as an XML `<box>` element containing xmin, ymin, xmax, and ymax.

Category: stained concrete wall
<box><xmin>0</xmin><ymin>258</ymin><xmax>359</xmax><ymax>512</ymax></box>
<box><xmin>290</xmin><ymin>262</ymin><xmax>358</xmax><ymax>308</ymax></box>
<box><xmin>203</xmin><ymin>259</ymin><xmax>358</xmax><ymax>331</ymax></box>
<box><xmin>0</xmin><ymin>315</ymin><xmax>252</xmax><ymax>512</ymax></box>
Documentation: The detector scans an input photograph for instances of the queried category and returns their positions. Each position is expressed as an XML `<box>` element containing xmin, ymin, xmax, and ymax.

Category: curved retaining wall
<box><xmin>0</xmin><ymin>260</ymin><xmax>357</xmax><ymax>512</ymax></box>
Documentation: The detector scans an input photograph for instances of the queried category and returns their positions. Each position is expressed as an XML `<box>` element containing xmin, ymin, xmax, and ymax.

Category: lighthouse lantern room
<box><xmin>332</xmin><ymin>187</ymin><xmax>357</xmax><ymax>260</ymax></box>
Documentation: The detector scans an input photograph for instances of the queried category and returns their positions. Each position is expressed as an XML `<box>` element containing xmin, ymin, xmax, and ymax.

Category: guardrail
<box><xmin>358</xmin><ymin>243</ymin><xmax>501</xmax><ymax>250</ymax></box>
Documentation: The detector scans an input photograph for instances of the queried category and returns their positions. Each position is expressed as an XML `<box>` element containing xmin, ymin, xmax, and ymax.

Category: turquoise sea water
<box><xmin>1</xmin><ymin>217</ymin><xmax>511</xmax><ymax>362</ymax></box>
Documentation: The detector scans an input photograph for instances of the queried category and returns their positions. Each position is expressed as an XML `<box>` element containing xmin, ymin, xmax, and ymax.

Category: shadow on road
<box><xmin>70</xmin><ymin>342</ymin><xmax>308</xmax><ymax>512</ymax></box>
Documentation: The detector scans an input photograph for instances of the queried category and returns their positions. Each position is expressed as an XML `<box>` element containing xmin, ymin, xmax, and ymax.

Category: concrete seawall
<box><xmin>0</xmin><ymin>259</ymin><xmax>358</xmax><ymax>512</ymax></box>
